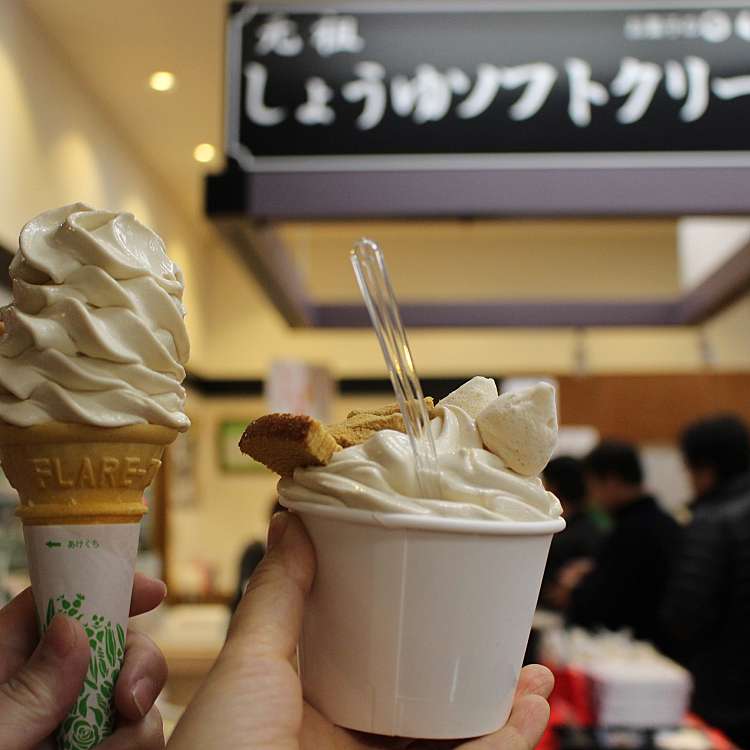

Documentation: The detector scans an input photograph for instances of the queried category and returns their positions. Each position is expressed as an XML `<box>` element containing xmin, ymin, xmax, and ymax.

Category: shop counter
<box><xmin>138</xmin><ymin>604</ymin><xmax>229</xmax><ymax>706</ymax></box>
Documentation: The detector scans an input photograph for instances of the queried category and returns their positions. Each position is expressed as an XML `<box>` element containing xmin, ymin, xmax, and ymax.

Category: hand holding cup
<box><xmin>168</xmin><ymin>513</ymin><xmax>554</xmax><ymax>750</ymax></box>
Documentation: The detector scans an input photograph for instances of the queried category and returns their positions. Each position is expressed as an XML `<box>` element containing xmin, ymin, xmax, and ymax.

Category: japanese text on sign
<box><xmin>245</xmin><ymin>13</ymin><xmax>750</xmax><ymax>130</ymax></box>
<box><xmin>227</xmin><ymin>5</ymin><xmax>750</xmax><ymax>168</ymax></box>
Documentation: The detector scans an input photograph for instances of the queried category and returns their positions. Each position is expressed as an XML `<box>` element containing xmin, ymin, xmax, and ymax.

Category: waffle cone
<box><xmin>0</xmin><ymin>422</ymin><xmax>178</xmax><ymax>525</ymax></box>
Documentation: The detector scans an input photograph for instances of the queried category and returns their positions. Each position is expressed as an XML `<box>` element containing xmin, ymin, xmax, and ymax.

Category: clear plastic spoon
<box><xmin>351</xmin><ymin>238</ymin><xmax>442</xmax><ymax>499</ymax></box>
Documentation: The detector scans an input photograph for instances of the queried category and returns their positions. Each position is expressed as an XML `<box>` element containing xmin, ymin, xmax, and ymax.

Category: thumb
<box><xmin>167</xmin><ymin>513</ymin><xmax>315</xmax><ymax>749</ymax></box>
<box><xmin>224</xmin><ymin>512</ymin><xmax>316</xmax><ymax>662</ymax></box>
<box><xmin>0</xmin><ymin>614</ymin><xmax>90</xmax><ymax>749</ymax></box>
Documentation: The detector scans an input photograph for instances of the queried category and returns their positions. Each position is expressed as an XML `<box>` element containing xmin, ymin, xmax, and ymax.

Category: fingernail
<box><xmin>155</xmin><ymin>579</ymin><xmax>168</xmax><ymax>600</ymax></box>
<box><xmin>43</xmin><ymin>615</ymin><xmax>78</xmax><ymax>659</ymax></box>
<box><xmin>267</xmin><ymin>512</ymin><xmax>289</xmax><ymax>550</ymax></box>
<box><xmin>131</xmin><ymin>677</ymin><xmax>153</xmax><ymax>718</ymax></box>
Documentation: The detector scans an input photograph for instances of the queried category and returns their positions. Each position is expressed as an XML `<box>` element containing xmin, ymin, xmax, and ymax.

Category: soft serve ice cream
<box><xmin>0</xmin><ymin>203</ymin><xmax>189</xmax><ymax>430</ymax></box>
<box><xmin>279</xmin><ymin>377</ymin><xmax>562</xmax><ymax>522</ymax></box>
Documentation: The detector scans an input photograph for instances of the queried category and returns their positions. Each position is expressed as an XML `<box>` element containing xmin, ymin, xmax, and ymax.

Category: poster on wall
<box><xmin>265</xmin><ymin>359</ymin><xmax>334</xmax><ymax>421</ymax></box>
<box><xmin>218</xmin><ymin>421</ymin><xmax>270</xmax><ymax>473</ymax></box>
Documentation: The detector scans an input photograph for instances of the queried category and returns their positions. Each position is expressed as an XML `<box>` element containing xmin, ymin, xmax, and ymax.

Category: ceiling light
<box><xmin>193</xmin><ymin>143</ymin><xmax>216</xmax><ymax>163</ymax></box>
<box><xmin>149</xmin><ymin>71</ymin><xmax>176</xmax><ymax>92</ymax></box>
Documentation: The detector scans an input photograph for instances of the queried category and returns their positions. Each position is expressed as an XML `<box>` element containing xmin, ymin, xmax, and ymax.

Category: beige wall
<box><xmin>583</xmin><ymin>328</ymin><xmax>703</xmax><ymax>373</ymax></box>
<box><xmin>703</xmin><ymin>292</ymin><xmax>750</xmax><ymax>370</ymax></box>
<box><xmin>281</xmin><ymin>219</ymin><xmax>680</xmax><ymax>302</ymax></box>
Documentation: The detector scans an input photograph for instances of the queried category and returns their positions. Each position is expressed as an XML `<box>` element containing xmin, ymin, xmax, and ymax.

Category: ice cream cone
<box><xmin>0</xmin><ymin>422</ymin><xmax>178</xmax><ymax>525</ymax></box>
<box><xmin>0</xmin><ymin>421</ymin><xmax>177</xmax><ymax>750</ymax></box>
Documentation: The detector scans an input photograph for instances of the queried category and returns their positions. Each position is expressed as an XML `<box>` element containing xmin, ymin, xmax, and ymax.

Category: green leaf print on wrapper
<box><xmin>43</xmin><ymin>595</ymin><xmax>125</xmax><ymax>750</ymax></box>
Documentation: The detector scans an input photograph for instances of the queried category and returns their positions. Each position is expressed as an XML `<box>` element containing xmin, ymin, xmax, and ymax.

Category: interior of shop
<box><xmin>2</xmin><ymin>1</ymin><xmax>750</xmax><ymax>747</ymax></box>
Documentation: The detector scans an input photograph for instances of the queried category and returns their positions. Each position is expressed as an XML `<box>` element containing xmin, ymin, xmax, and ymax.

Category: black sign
<box><xmin>226</xmin><ymin>4</ymin><xmax>750</xmax><ymax>172</ymax></box>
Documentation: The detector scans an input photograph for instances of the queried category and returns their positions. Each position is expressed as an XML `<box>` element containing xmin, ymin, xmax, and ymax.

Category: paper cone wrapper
<box><xmin>24</xmin><ymin>523</ymin><xmax>140</xmax><ymax>749</ymax></box>
<box><xmin>0</xmin><ymin>422</ymin><xmax>177</xmax><ymax>750</ymax></box>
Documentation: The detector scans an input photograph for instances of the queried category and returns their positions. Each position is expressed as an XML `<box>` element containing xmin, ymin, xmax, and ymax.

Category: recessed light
<box><xmin>149</xmin><ymin>71</ymin><xmax>176</xmax><ymax>92</ymax></box>
<box><xmin>193</xmin><ymin>143</ymin><xmax>216</xmax><ymax>163</ymax></box>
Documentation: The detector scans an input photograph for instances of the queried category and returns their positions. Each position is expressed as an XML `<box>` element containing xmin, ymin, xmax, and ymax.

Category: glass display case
<box><xmin>0</xmin><ymin>466</ymin><xmax>24</xmax><ymax>606</ymax></box>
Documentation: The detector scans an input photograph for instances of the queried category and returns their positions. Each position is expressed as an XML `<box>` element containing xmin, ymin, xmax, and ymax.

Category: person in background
<box><xmin>661</xmin><ymin>415</ymin><xmax>750</xmax><ymax>748</ymax></box>
<box><xmin>540</xmin><ymin>456</ymin><xmax>604</xmax><ymax>611</ymax></box>
<box><xmin>231</xmin><ymin>498</ymin><xmax>284</xmax><ymax>612</ymax></box>
<box><xmin>563</xmin><ymin>440</ymin><xmax>679</xmax><ymax>646</ymax></box>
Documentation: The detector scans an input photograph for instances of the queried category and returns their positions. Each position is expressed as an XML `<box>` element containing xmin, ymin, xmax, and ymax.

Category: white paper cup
<box><xmin>281</xmin><ymin>499</ymin><xmax>565</xmax><ymax>739</ymax></box>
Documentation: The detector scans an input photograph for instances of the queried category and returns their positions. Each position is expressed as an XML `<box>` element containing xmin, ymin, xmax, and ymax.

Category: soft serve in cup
<box><xmin>241</xmin><ymin>377</ymin><xmax>565</xmax><ymax>739</ymax></box>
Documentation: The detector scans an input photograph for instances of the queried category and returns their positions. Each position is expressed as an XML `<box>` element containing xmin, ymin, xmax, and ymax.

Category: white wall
<box><xmin>642</xmin><ymin>444</ymin><xmax>692</xmax><ymax>517</ymax></box>
<box><xmin>678</xmin><ymin>218</ymin><xmax>750</xmax><ymax>290</ymax></box>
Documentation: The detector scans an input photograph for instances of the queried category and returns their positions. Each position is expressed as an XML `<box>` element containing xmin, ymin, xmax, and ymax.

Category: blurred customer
<box><xmin>231</xmin><ymin>498</ymin><xmax>284</xmax><ymax>611</ymax></box>
<box><xmin>540</xmin><ymin>456</ymin><xmax>604</xmax><ymax>611</ymax></box>
<box><xmin>564</xmin><ymin>440</ymin><xmax>679</xmax><ymax>645</ymax></box>
<box><xmin>661</xmin><ymin>415</ymin><xmax>750</xmax><ymax>748</ymax></box>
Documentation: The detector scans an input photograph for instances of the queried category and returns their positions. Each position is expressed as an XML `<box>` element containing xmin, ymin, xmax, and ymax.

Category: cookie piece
<box><xmin>347</xmin><ymin>397</ymin><xmax>436</xmax><ymax>419</ymax></box>
<box><xmin>239</xmin><ymin>413</ymin><xmax>340</xmax><ymax>477</ymax></box>
<box><xmin>329</xmin><ymin>412</ymin><xmax>406</xmax><ymax>448</ymax></box>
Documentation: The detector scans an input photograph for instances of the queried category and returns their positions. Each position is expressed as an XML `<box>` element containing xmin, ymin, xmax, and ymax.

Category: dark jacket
<box><xmin>230</xmin><ymin>541</ymin><xmax>265</xmax><ymax>612</ymax></box>
<box><xmin>541</xmin><ymin>511</ymin><xmax>604</xmax><ymax>610</ymax></box>
<box><xmin>568</xmin><ymin>495</ymin><xmax>679</xmax><ymax>646</ymax></box>
<box><xmin>661</xmin><ymin>473</ymin><xmax>750</xmax><ymax>748</ymax></box>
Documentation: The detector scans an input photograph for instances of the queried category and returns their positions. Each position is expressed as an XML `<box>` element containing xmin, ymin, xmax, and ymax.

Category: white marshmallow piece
<box><xmin>439</xmin><ymin>376</ymin><xmax>498</xmax><ymax>419</ymax></box>
<box><xmin>477</xmin><ymin>383</ymin><xmax>558</xmax><ymax>476</ymax></box>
